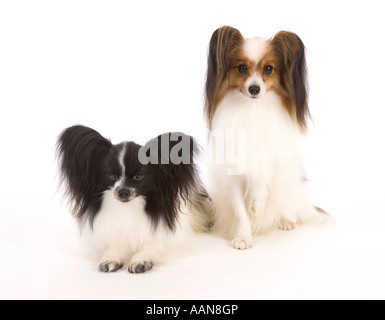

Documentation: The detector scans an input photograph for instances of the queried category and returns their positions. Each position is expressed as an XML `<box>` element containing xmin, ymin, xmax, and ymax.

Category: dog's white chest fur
<box><xmin>80</xmin><ymin>192</ymin><xmax>194</xmax><ymax>271</ymax></box>
<box><xmin>211</xmin><ymin>90</ymin><xmax>303</xmax><ymax>175</ymax></box>
<box><xmin>207</xmin><ymin>90</ymin><xmax>319</xmax><ymax>243</ymax></box>
<box><xmin>82</xmin><ymin>194</ymin><xmax>152</xmax><ymax>262</ymax></box>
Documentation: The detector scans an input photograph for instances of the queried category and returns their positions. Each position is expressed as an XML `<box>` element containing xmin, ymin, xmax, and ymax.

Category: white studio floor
<box><xmin>1</xmin><ymin>198</ymin><xmax>384</xmax><ymax>300</ymax></box>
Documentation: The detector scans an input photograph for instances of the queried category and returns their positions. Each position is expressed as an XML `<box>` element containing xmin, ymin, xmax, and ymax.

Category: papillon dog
<box><xmin>205</xmin><ymin>26</ymin><xmax>326</xmax><ymax>250</ymax></box>
<box><xmin>57</xmin><ymin>125</ymin><xmax>210</xmax><ymax>273</ymax></box>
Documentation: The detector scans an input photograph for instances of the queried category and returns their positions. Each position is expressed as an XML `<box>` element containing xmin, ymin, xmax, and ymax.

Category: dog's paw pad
<box><xmin>232</xmin><ymin>236</ymin><xmax>253</xmax><ymax>250</ymax></box>
<box><xmin>98</xmin><ymin>261</ymin><xmax>123</xmax><ymax>273</ymax></box>
<box><xmin>128</xmin><ymin>261</ymin><xmax>153</xmax><ymax>274</ymax></box>
<box><xmin>280</xmin><ymin>221</ymin><xmax>296</xmax><ymax>231</ymax></box>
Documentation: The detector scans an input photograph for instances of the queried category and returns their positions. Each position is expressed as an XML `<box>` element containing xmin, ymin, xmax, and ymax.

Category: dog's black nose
<box><xmin>117</xmin><ymin>187</ymin><xmax>130</xmax><ymax>201</ymax></box>
<box><xmin>248</xmin><ymin>85</ymin><xmax>260</xmax><ymax>96</ymax></box>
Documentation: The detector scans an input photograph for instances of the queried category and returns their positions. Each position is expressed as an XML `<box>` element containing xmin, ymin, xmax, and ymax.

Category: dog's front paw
<box><xmin>128</xmin><ymin>260</ymin><xmax>153</xmax><ymax>274</ymax></box>
<box><xmin>232</xmin><ymin>236</ymin><xmax>253</xmax><ymax>250</ymax></box>
<box><xmin>98</xmin><ymin>261</ymin><xmax>123</xmax><ymax>273</ymax></box>
<box><xmin>280</xmin><ymin>221</ymin><xmax>296</xmax><ymax>231</ymax></box>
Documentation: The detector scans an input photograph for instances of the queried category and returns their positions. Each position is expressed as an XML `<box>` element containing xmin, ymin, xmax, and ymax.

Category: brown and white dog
<box><xmin>204</xmin><ymin>26</ymin><xmax>326</xmax><ymax>250</ymax></box>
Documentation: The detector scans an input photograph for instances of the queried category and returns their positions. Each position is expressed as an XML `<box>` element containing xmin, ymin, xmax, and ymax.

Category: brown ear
<box><xmin>205</xmin><ymin>26</ymin><xmax>243</xmax><ymax>128</ymax></box>
<box><xmin>272</xmin><ymin>31</ymin><xmax>310</xmax><ymax>130</ymax></box>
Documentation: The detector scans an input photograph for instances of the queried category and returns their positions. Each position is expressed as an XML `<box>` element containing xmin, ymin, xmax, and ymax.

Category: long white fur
<box><xmin>81</xmin><ymin>192</ymin><xmax>197</xmax><ymax>271</ymax></box>
<box><xmin>80</xmin><ymin>143</ymin><xmax>198</xmax><ymax>271</ymax></box>
<box><xmin>207</xmin><ymin>37</ymin><xmax>322</xmax><ymax>250</ymax></box>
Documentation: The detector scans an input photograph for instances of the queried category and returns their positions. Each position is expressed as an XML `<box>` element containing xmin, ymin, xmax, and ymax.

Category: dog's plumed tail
<box><xmin>56</xmin><ymin>125</ymin><xmax>112</xmax><ymax>220</ymax></box>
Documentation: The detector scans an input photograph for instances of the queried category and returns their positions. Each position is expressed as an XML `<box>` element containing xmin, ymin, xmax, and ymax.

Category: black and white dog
<box><xmin>57</xmin><ymin>125</ymin><xmax>210</xmax><ymax>273</ymax></box>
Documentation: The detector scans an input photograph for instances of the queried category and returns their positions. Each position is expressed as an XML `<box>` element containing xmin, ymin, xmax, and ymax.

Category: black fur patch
<box><xmin>57</xmin><ymin>126</ymin><xmax>205</xmax><ymax>232</ymax></box>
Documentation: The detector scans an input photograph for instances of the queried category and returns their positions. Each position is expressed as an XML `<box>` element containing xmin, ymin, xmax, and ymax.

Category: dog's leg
<box><xmin>249</xmin><ymin>180</ymin><xmax>268</xmax><ymax>216</ymax></box>
<box><xmin>98</xmin><ymin>248</ymin><xmax>124</xmax><ymax>273</ymax></box>
<box><xmin>128</xmin><ymin>245</ymin><xmax>159</xmax><ymax>274</ymax></box>
<box><xmin>231</xmin><ymin>188</ymin><xmax>253</xmax><ymax>250</ymax></box>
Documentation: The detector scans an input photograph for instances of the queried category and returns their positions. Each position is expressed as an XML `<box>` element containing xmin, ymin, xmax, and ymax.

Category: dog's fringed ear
<box><xmin>272</xmin><ymin>31</ymin><xmax>310</xmax><ymax>131</ymax></box>
<box><xmin>142</xmin><ymin>132</ymin><xmax>200</xmax><ymax>231</ymax></box>
<box><xmin>205</xmin><ymin>26</ymin><xmax>243</xmax><ymax>128</ymax></box>
<box><xmin>56</xmin><ymin>125</ymin><xmax>112</xmax><ymax>219</ymax></box>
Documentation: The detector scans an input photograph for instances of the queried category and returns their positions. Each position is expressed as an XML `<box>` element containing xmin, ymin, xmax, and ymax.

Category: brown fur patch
<box><xmin>227</xmin><ymin>56</ymin><xmax>256</xmax><ymax>98</ymax></box>
<box><xmin>270</xmin><ymin>31</ymin><xmax>310</xmax><ymax>131</ymax></box>
<box><xmin>259</xmin><ymin>44</ymin><xmax>297</xmax><ymax>119</ymax></box>
<box><xmin>205</xmin><ymin>26</ymin><xmax>244</xmax><ymax>128</ymax></box>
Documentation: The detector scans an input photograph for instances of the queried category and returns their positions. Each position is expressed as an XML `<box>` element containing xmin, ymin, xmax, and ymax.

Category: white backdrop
<box><xmin>1</xmin><ymin>0</ymin><xmax>385</xmax><ymax>300</ymax></box>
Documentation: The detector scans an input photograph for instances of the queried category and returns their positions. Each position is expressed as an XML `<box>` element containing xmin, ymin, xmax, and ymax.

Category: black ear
<box><xmin>56</xmin><ymin>125</ymin><xmax>112</xmax><ymax>219</ymax></box>
<box><xmin>272</xmin><ymin>31</ymin><xmax>310</xmax><ymax>130</ymax></box>
<box><xmin>205</xmin><ymin>26</ymin><xmax>243</xmax><ymax>128</ymax></box>
<box><xmin>142</xmin><ymin>132</ymin><xmax>200</xmax><ymax>231</ymax></box>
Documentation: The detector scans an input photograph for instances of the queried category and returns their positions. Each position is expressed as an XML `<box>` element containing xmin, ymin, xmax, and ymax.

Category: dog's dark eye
<box><xmin>133</xmin><ymin>172</ymin><xmax>144</xmax><ymax>182</ymax></box>
<box><xmin>238</xmin><ymin>64</ymin><xmax>248</xmax><ymax>74</ymax></box>
<box><xmin>263</xmin><ymin>65</ymin><xmax>273</xmax><ymax>75</ymax></box>
<box><xmin>109</xmin><ymin>173</ymin><xmax>119</xmax><ymax>181</ymax></box>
